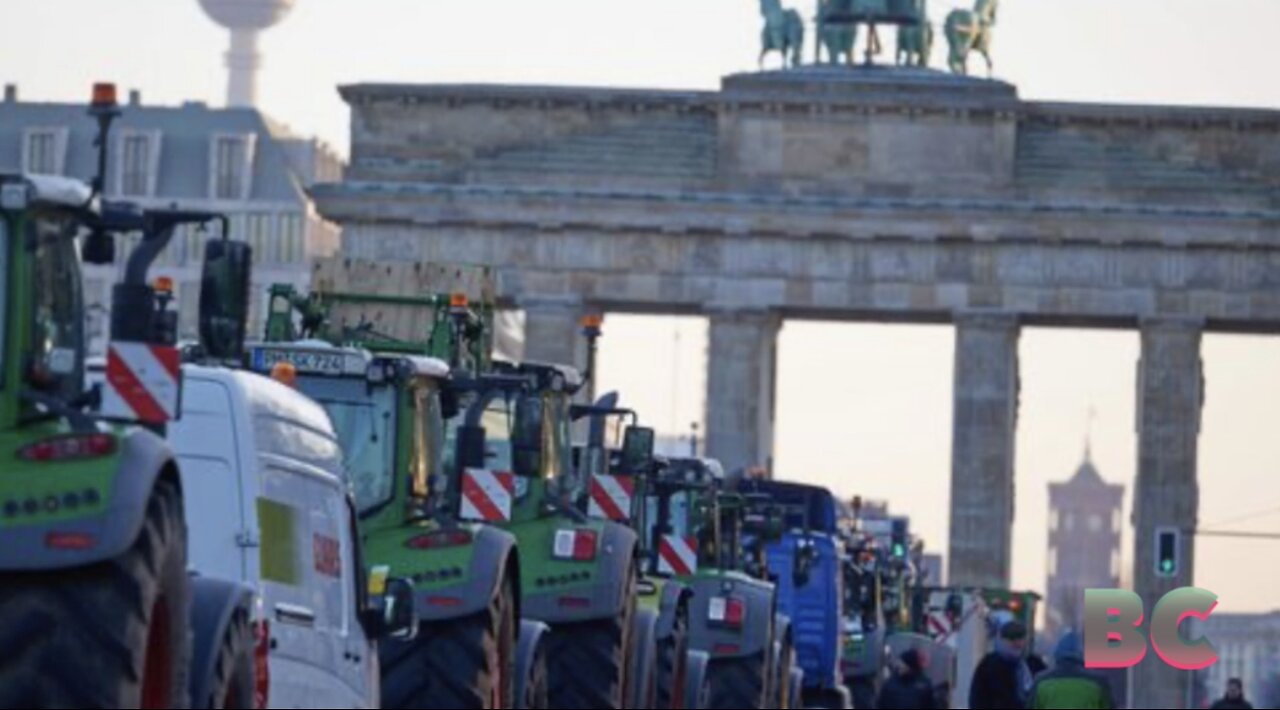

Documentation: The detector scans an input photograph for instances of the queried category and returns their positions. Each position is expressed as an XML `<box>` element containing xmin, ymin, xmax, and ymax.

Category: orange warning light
<box><xmin>271</xmin><ymin>362</ymin><xmax>298</xmax><ymax>388</ymax></box>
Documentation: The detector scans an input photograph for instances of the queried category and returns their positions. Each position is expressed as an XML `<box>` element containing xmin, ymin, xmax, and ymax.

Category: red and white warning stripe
<box><xmin>927</xmin><ymin>611</ymin><xmax>951</xmax><ymax>640</ymax></box>
<box><xmin>588</xmin><ymin>474</ymin><xmax>635</xmax><ymax>522</ymax></box>
<box><xmin>461</xmin><ymin>468</ymin><xmax>516</xmax><ymax>522</ymax></box>
<box><xmin>658</xmin><ymin>535</ymin><xmax>699</xmax><ymax>577</ymax></box>
<box><xmin>102</xmin><ymin>342</ymin><xmax>181</xmax><ymax>425</ymax></box>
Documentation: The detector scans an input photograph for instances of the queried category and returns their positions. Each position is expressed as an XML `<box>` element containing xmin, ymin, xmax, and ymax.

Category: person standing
<box><xmin>877</xmin><ymin>648</ymin><xmax>937</xmax><ymax>709</ymax></box>
<box><xmin>970</xmin><ymin>620</ymin><xmax>1034</xmax><ymax>709</ymax></box>
<box><xmin>1027</xmin><ymin>632</ymin><xmax>1114</xmax><ymax>709</ymax></box>
<box><xmin>1211</xmin><ymin>678</ymin><xmax>1254</xmax><ymax>710</ymax></box>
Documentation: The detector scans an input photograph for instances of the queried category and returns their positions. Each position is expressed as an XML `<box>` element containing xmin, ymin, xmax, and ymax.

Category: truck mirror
<box><xmin>81</xmin><ymin>230</ymin><xmax>116</xmax><ymax>265</ymax></box>
<box><xmin>198</xmin><ymin>239</ymin><xmax>252</xmax><ymax>360</ymax></box>
<box><xmin>378</xmin><ymin>580</ymin><xmax>419</xmax><ymax>642</ymax></box>
<box><xmin>457</xmin><ymin>425</ymin><xmax>487</xmax><ymax>469</ymax></box>
<box><xmin>620</xmin><ymin>426</ymin><xmax>655</xmax><ymax>473</ymax></box>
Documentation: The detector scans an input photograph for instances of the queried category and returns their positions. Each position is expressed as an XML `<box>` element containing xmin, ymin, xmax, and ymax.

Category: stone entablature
<box><xmin>342</xmin><ymin>70</ymin><xmax>1278</xmax><ymax>210</ymax></box>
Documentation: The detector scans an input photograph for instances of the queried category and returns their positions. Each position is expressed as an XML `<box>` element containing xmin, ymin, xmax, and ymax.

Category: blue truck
<box><xmin>743</xmin><ymin>480</ymin><xmax>853</xmax><ymax>709</ymax></box>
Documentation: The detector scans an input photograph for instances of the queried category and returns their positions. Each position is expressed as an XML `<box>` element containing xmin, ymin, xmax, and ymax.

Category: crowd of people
<box><xmin>873</xmin><ymin>620</ymin><xmax>1256</xmax><ymax>709</ymax></box>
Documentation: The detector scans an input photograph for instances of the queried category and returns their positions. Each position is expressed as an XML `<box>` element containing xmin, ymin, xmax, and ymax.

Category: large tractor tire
<box><xmin>546</xmin><ymin>570</ymin><xmax>637</xmax><ymax>709</ymax></box>
<box><xmin>199</xmin><ymin>608</ymin><xmax>254</xmax><ymax>709</ymax></box>
<box><xmin>706</xmin><ymin>653</ymin><xmax>769</xmax><ymax>710</ymax></box>
<box><xmin>381</xmin><ymin>578</ymin><xmax>516</xmax><ymax>709</ymax></box>
<box><xmin>515</xmin><ymin>621</ymin><xmax>549</xmax><ymax>710</ymax></box>
<box><xmin>0</xmin><ymin>477</ymin><xmax>192</xmax><ymax>709</ymax></box>
<box><xmin>655</xmin><ymin>604</ymin><xmax>690</xmax><ymax>709</ymax></box>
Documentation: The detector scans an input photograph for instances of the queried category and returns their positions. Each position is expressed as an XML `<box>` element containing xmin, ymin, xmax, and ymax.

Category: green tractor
<box><xmin>0</xmin><ymin>84</ymin><xmax>263</xmax><ymax>707</ymax></box>
<box><xmin>260</xmin><ymin>270</ymin><xmax>648</xmax><ymax>709</ymax></box>
<box><xmin>463</xmin><ymin>356</ymin><xmax>645</xmax><ymax>710</ymax></box>
<box><xmin>642</xmin><ymin>457</ymin><xmax>797</xmax><ymax>709</ymax></box>
<box><xmin>256</xmin><ymin>276</ymin><xmax>532</xmax><ymax>709</ymax></box>
<box><xmin>568</xmin><ymin>393</ymin><xmax>707</xmax><ymax>708</ymax></box>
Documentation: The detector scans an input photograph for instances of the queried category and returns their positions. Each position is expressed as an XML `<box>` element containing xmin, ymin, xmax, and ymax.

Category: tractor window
<box><xmin>480</xmin><ymin>398</ymin><xmax>515</xmax><ymax>473</ymax></box>
<box><xmin>411</xmin><ymin>386</ymin><xmax>446</xmax><ymax>499</ymax></box>
<box><xmin>303</xmin><ymin>377</ymin><xmax>398</xmax><ymax>516</ymax></box>
<box><xmin>29</xmin><ymin>213</ymin><xmax>84</xmax><ymax>401</ymax></box>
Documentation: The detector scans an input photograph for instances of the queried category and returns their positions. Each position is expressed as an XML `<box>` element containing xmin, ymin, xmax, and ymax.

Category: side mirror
<box><xmin>620</xmin><ymin>426</ymin><xmax>656</xmax><ymax>474</ymax></box>
<box><xmin>198</xmin><ymin>239</ymin><xmax>252</xmax><ymax>360</ymax></box>
<box><xmin>457</xmin><ymin>425</ymin><xmax>487</xmax><ymax>469</ymax></box>
<box><xmin>81</xmin><ymin>230</ymin><xmax>116</xmax><ymax>265</ymax></box>
<box><xmin>363</xmin><ymin>577</ymin><xmax>418</xmax><ymax>641</ymax></box>
<box><xmin>793</xmin><ymin>538</ymin><xmax>818</xmax><ymax>588</ymax></box>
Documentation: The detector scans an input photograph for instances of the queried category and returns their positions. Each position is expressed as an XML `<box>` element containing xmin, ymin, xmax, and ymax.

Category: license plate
<box><xmin>252</xmin><ymin>348</ymin><xmax>349</xmax><ymax>376</ymax></box>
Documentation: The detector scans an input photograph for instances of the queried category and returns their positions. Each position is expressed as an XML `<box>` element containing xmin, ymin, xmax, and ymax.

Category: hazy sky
<box><xmin>4</xmin><ymin>0</ymin><xmax>1278</xmax><ymax>612</ymax></box>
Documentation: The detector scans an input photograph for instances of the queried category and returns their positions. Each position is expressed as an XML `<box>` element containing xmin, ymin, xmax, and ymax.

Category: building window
<box><xmin>25</xmin><ymin>130</ymin><xmax>62</xmax><ymax>175</ymax></box>
<box><xmin>1049</xmin><ymin>510</ymin><xmax>1059</xmax><ymax>533</ymax></box>
<box><xmin>1088</xmin><ymin>513</ymin><xmax>1103</xmax><ymax>533</ymax></box>
<box><xmin>1048</xmin><ymin>548</ymin><xmax>1058</xmax><ymax>576</ymax></box>
<box><xmin>121</xmin><ymin>134</ymin><xmax>151</xmax><ymax>197</ymax></box>
<box><xmin>1064</xmin><ymin>512</ymin><xmax>1075</xmax><ymax>532</ymax></box>
<box><xmin>279</xmin><ymin>214</ymin><xmax>304</xmax><ymax>264</ymax></box>
<box><xmin>214</xmin><ymin>136</ymin><xmax>249</xmax><ymax>200</ymax></box>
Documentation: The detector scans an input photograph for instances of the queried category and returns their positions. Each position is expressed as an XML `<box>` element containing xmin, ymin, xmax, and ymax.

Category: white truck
<box><xmin>93</xmin><ymin>362</ymin><xmax>416</xmax><ymax>708</ymax></box>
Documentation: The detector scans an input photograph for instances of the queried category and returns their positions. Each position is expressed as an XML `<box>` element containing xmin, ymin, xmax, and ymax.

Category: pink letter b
<box><xmin>1084</xmin><ymin>589</ymin><xmax>1147</xmax><ymax>669</ymax></box>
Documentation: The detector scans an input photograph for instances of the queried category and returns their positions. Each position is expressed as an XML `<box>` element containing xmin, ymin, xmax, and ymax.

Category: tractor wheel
<box><xmin>201</xmin><ymin>608</ymin><xmax>254</xmax><ymax>709</ymax></box>
<box><xmin>546</xmin><ymin>570</ymin><xmax>637</xmax><ymax>709</ymax></box>
<box><xmin>380</xmin><ymin>578</ymin><xmax>516</xmax><ymax>709</ymax></box>
<box><xmin>516</xmin><ymin>629</ymin><xmax>548</xmax><ymax>709</ymax></box>
<box><xmin>655</xmin><ymin>604</ymin><xmax>690</xmax><ymax>709</ymax></box>
<box><xmin>706</xmin><ymin>653</ymin><xmax>769</xmax><ymax>710</ymax></box>
<box><xmin>0</xmin><ymin>477</ymin><xmax>192</xmax><ymax>709</ymax></box>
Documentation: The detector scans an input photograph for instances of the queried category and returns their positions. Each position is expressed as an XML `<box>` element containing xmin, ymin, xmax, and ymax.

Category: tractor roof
<box><xmin>0</xmin><ymin>173</ymin><xmax>93</xmax><ymax>209</ymax></box>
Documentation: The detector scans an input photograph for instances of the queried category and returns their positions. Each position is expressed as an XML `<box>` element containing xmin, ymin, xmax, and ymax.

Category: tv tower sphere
<box><xmin>198</xmin><ymin>0</ymin><xmax>297</xmax><ymax>108</ymax></box>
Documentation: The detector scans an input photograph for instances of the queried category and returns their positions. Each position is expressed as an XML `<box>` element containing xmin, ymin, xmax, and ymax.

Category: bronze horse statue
<box><xmin>760</xmin><ymin>0</ymin><xmax>805</xmax><ymax>68</ymax></box>
<box><xmin>896</xmin><ymin>0</ymin><xmax>933</xmax><ymax>67</ymax></box>
<box><xmin>816</xmin><ymin>0</ymin><xmax>858</xmax><ymax>66</ymax></box>
<box><xmin>945</xmin><ymin>0</ymin><xmax>998</xmax><ymax>76</ymax></box>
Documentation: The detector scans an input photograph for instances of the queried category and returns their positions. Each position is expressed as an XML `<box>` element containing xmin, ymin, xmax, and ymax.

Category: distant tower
<box><xmin>1045</xmin><ymin>442</ymin><xmax>1125</xmax><ymax>640</ymax></box>
<box><xmin>198</xmin><ymin>0</ymin><xmax>296</xmax><ymax>108</ymax></box>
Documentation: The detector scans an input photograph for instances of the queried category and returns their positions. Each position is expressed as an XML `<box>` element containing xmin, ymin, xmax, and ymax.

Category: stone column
<box><xmin>1130</xmin><ymin>319</ymin><xmax>1203</xmax><ymax>710</ymax></box>
<box><xmin>521</xmin><ymin>296</ymin><xmax>586</xmax><ymax>369</ymax></box>
<box><xmin>948</xmin><ymin>312</ymin><xmax>1021</xmax><ymax>589</ymax></box>
<box><xmin>705</xmin><ymin>308</ymin><xmax>780</xmax><ymax>476</ymax></box>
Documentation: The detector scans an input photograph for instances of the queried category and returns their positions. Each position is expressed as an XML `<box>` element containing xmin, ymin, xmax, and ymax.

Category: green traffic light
<box><xmin>1161</xmin><ymin>559</ymin><xmax>1175</xmax><ymax>573</ymax></box>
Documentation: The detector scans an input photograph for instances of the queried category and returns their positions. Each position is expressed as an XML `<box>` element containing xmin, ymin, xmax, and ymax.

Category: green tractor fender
<box><xmin>0</xmin><ymin>428</ymin><xmax>178</xmax><ymax>571</ymax></box>
<box><xmin>686</xmin><ymin>574</ymin><xmax>777</xmax><ymax>660</ymax></box>
<box><xmin>522</xmin><ymin>521</ymin><xmax>638</xmax><ymax>624</ymax></box>
<box><xmin>416</xmin><ymin>524</ymin><xmax>520</xmax><ymax>623</ymax></box>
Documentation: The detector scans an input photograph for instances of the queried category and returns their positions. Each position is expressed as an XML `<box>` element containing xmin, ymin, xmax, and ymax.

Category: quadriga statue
<box><xmin>945</xmin><ymin>0</ymin><xmax>998</xmax><ymax>76</ymax></box>
<box><xmin>760</xmin><ymin>0</ymin><xmax>805</xmax><ymax>68</ymax></box>
<box><xmin>896</xmin><ymin>0</ymin><xmax>933</xmax><ymax>67</ymax></box>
